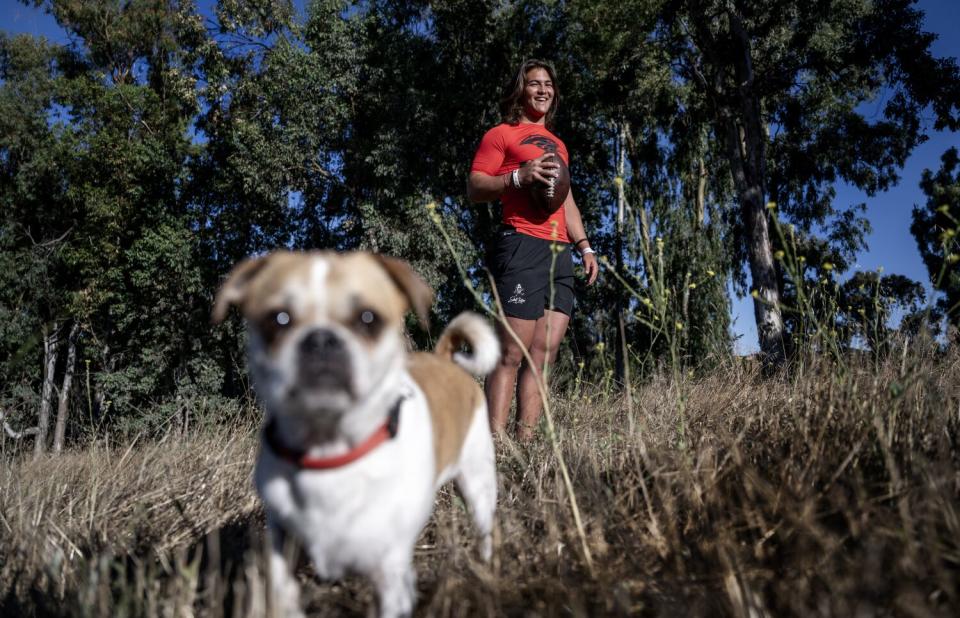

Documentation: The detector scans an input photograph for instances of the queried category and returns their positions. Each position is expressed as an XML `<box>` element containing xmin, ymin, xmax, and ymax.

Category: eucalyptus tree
<box><xmin>662</xmin><ymin>0</ymin><xmax>960</xmax><ymax>363</ymax></box>
<box><xmin>838</xmin><ymin>272</ymin><xmax>926</xmax><ymax>354</ymax></box>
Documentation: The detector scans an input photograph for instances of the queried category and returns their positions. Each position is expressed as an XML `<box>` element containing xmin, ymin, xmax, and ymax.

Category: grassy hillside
<box><xmin>2</xmin><ymin>347</ymin><xmax>959</xmax><ymax>616</ymax></box>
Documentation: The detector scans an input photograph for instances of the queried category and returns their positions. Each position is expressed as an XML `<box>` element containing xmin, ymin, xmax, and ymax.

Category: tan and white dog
<box><xmin>213</xmin><ymin>250</ymin><xmax>499</xmax><ymax>618</ymax></box>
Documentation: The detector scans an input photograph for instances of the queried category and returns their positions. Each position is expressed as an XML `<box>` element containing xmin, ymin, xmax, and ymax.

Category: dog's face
<box><xmin>213</xmin><ymin>251</ymin><xmax>432</xmax><ymax>434</ymax></box>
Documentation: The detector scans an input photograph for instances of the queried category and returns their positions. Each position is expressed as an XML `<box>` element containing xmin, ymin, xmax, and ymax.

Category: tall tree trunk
<box><xmin>34</xmin><ymin>323</ymin><xmax>60</xmax><ymax>458</ymax></box>
<box><xmin>723</xmin><ymin>116</ymin><xmax>785</xmax><ymax>364</ymax></box>
<box><xmin>724</xmin><ymin>9</ymin><xmax>786</xmax><ymax>365</ymax></box>
<box><xmin>52</xmin><ymin>322</ymin><xmax>80</xmax><ymax>454</ymax></box>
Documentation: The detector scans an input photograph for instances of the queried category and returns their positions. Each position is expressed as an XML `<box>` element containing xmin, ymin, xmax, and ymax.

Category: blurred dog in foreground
<box><xmin>213</xmin><ymin>250</ymin><xmax>499</xmax><ymax>618</ymax></box>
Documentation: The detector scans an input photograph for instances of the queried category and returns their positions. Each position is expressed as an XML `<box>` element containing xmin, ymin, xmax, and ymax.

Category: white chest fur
<box><xmin>254</xmin><ymin>381</ymin><xmax>436</xmax><ymax>578</ymax></box>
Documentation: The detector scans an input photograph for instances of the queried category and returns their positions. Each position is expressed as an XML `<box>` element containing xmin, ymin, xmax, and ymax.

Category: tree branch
<box><xmin>1</xmin><ymin>408</ymin><xmax>39</xmax><ymax>440</ymax></box>
<box><xmin>25</xmin><ymin>226</ymin><xmax>74</xmax><ymax>249</ymax></box>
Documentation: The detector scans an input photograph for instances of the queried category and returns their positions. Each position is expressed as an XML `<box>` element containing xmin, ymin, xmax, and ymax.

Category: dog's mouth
<box><xmin>299</xmin><ymin>361</ymin><xmax>352</xmax><ymax>391</ymax></box>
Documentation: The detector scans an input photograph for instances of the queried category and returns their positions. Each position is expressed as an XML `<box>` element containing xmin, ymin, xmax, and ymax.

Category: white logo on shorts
<box><xmin>507</xmin><ymin>284</ymin><xmax>526</xmax><ymax>304</ymax></box>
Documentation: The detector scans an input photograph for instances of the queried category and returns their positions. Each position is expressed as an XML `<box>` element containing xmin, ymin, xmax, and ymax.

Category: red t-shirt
<box><xmin>470</xmin><ymin>123</ymin><xmax>570</xmax><ymax>242</ymax></box>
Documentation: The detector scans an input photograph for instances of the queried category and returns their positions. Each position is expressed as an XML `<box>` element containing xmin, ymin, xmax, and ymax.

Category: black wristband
<box><xmin>573</xmin><ymin>238</ymin><xmax>590</xmax><ymax>247</ymax></box>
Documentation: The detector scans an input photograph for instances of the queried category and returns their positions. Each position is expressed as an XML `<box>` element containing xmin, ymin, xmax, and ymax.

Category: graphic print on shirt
<box><xmin>520</xmin><ymin>134</ymin><xmax>559</xmax><ymax>155</ymax></box>
<box><xmin>507</xmin><ymin>284</ymin><xmax>526</xmax><ymax>305</ymax></box>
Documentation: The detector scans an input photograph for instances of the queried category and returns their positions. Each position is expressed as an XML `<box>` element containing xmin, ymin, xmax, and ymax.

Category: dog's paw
<box><xmin>480</xmin><ymin>534</ymin><xmax>493</xmax><ymax>562</ymax></box>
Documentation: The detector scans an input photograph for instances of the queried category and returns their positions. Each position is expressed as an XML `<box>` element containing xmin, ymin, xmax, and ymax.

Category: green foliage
<box><xmin>1</xmin><ymin>1</ymin><xmax>214</xmax><ymax>436</ymax></box>
<box><xmin>911</xmin><ymin>147</ymin><xmax>960</xmax><ymax>334</ymax></box>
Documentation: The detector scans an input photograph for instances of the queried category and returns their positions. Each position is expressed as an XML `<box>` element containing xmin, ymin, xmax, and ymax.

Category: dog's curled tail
<box><xmin>435</xmin><ymin>312</ymin><xmax>500</xmax><ymax>376</ymax></box>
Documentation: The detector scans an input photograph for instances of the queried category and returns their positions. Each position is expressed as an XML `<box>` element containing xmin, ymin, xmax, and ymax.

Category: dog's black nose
<box><xmin>299</xmin><ymin>328</ymin><xmax>344</xmax><ymax>356</ymax></box>
<box><xmin>297</xmin><ymin>329</ymin><xmax>351</xmax><ymax>392</ymax></box>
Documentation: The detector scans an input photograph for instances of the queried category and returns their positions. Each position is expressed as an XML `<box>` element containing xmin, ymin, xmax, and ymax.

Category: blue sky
<box><xmin>3</xmin><ymin>0</ymin><xmax>958</xmax><ymax>353</ymax></box>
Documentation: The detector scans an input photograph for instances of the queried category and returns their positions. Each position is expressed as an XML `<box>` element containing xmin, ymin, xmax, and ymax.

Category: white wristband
<box><xmin>580</xmin><ymin>247</ymin><xmax>595</xmax><ymax>256</ymax></box>
<box><xmin>511</xmin><ymin>168</ymin><xmax>521</xmax><ymax>189</ymax></box>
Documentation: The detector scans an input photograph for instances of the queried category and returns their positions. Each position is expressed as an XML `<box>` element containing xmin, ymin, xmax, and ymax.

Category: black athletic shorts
<box><xmin>486</xmin><ymin>226</ymin><xmax>575</xmax><ymax>320</ymax></box>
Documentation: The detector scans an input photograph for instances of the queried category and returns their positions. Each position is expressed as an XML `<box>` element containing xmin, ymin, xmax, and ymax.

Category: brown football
<box><xmin>528</xmin><ymin>154</ymin><xmax>570</xmax><ymax>215</ymax></box>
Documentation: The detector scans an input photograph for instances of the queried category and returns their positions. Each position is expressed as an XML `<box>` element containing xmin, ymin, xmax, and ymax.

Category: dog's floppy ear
<box><xmin>376</xmin><ymin>255</ymin><xmax>433</xmax><ymax>331</ymax></box>
<box><xmin>212</xmin><ymin>255</ymin><xmax>270</xmax><ymax>324</ymax></box>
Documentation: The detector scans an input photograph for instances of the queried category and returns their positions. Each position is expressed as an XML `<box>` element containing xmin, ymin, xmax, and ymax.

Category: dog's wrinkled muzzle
<box><xmin>296</xmin><ymin>328</ymin><xmax>353</xmax><ymax>394</ymax></box>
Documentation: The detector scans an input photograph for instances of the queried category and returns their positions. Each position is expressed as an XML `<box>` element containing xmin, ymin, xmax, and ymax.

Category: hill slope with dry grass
<box><xmin>2</xmin><ymin>350</ymin><xmax>959</xmax><ymax>617</ymax></box>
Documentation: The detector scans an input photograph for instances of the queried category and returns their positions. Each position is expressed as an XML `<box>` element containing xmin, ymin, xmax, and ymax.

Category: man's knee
<box><xmin>529</xmin><ymin>339</ymin><xmax>552</xmax><ymax>364</ymax></box>
<box><xmin>498</xmin><ymin>340</ymin><xmax>527</xmax><ymax>368</ymax></box>
<box><xmin>499</xmin><ymin>347</ymin><xmax>524</xmax><ymax>368</ymax></box>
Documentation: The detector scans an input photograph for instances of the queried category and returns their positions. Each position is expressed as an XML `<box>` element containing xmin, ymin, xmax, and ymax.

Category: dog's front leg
<box><xmin>266</xmin><ymin>522</ymin><xmax>304</xmax><ymax>618</ymax></box>
<box><xmin>371</xmin><ymin>548</ymin><xmax>416</xmax><ymax>618</ymax></box>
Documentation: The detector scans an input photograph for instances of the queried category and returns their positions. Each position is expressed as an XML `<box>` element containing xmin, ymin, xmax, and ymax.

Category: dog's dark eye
<box><xmin>355</xmin><ymin>308</ymin><xmax>382</xmax><ymax>337</ymax></box>
<box><xmin>261</xmin><ymin>310</ymin><xmax>293</xmax><ymax>341</ymax></box>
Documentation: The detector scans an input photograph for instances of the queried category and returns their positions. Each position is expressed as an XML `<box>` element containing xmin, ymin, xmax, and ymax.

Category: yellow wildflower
<box><xmin>675</xmin><ymin>321</ymin><xmax>683</xmax><ymax>331</ymax></box>
<box><xmin>706</xmin><ymin>269</ymin><xmax>716</xmax><ymax>277</ymax></box>
<box><xmin>766</xmin><ymin>201</ymin><xmax>777</xmax><ymax>210</ymax></box>
<box><xmin>822</xmin><ymin>262</ymin><xmax>834</xmax><ymax>271</ymax></box>
<box><xmin>688</xmin><ymin>282</ymin><xmax>697</xmax><ymax>289</ymax></box>
<box><xmin>425</xmin><ymin>201</ymin><xmax>437</xmax><ymax>211</ymax></box>
<box><xmin>774</xmin><ymin>250</ymin><xmax>785</xmax><ymax>260</ymax></box>
<box><xmin>751</xmin><ymin>289</ymin><xmax>759</xmax><ymax>299</ymax></box>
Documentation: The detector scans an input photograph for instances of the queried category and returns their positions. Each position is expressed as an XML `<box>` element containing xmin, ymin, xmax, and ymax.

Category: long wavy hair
<box><xmin>499</xmin><ymin>59</ymin><xmax>560</xmax><ymax>128</ymax></box>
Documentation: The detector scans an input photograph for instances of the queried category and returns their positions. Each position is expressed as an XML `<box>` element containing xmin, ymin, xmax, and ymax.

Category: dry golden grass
<box><xmin>2</xmin><ymin>346</ymin><xmax>960</xmax><ymax>617</ymax></box>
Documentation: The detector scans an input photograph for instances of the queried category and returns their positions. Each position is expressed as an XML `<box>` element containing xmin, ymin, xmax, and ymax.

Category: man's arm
<box><xmin>467</xmin><ymin>171</ymin><xmax>511</xmax><ymax>203</ymax></box>
<box><xmin>467</xmin><ymin>153</ymin><xmax>561</xmax><ymax>203</ymax></box>
<box><xmin>564</xmin><ymin>194</ymin><xmax>599</xmax><ymax>285</ymax></box>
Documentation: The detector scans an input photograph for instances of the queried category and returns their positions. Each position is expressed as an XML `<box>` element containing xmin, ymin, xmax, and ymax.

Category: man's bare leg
<box><xmin>516</xmin><ymin>309</ymin><xmax>570</xmax><ymax>441</ymax></box>
<box><xmin>485</xmin><ymin>316</ymin><xmax>536</xmax><ymax>434</ymax></box>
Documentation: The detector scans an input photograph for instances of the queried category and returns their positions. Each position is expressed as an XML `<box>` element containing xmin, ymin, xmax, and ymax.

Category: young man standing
<box><xmin>468</xmin><ymin>59</ymin><xmax>599</xmax><ymax>441</ymax></box>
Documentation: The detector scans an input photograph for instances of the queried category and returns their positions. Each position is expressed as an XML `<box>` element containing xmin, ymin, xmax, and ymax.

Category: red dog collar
<box><xmin>264</xmin><ymin>398</ymin><xmax>402</xmax><ymax>470</ymax></box>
